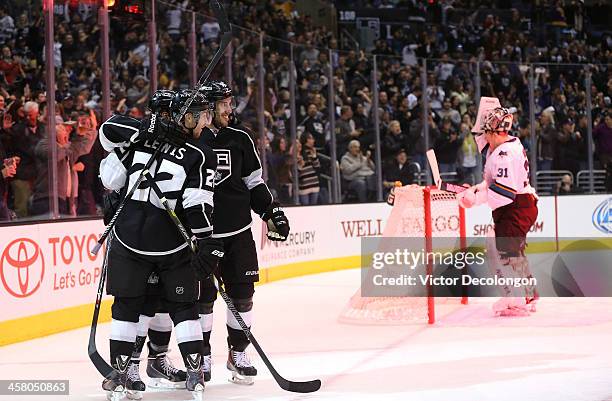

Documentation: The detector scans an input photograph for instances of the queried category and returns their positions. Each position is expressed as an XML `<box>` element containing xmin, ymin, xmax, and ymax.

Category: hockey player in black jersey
<box><xmin>197</xmin><ymin>80</ymin><xmax>290</xmax><ymax>384</ymax></box>
<box><xmin>103</xmin><ymin>90</ymin><xmax>196</xmax><ymax>394</ymax></box>
<box><xmin>98</xmin><ymin>89</ymin><xmax>223</xmax><ymax>401</ymax></box>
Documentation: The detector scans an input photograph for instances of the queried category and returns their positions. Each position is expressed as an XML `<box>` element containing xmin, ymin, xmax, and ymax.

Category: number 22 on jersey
<box><xmin>128</xmin><ymin>151</ymin><xmax>187</xmax><ymax>210</ymax></box>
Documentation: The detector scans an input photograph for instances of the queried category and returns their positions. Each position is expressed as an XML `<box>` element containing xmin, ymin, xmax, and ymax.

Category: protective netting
<box><xmin>338</xmin><ymin>185</ymin><xmax>465</xmax><ymax>325</ymax></box>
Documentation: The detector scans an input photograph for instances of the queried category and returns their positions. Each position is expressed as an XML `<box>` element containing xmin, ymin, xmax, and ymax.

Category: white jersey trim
<box><xmin>183</xmin><ymin>188</ymin><xmax>214</xmax><ymax>209</ymax></box>
<box><xmin>242</xmin><ymin>167</ymin><xmax>265</xmax><ymax>189</ymax></box>
<box><xmin>113</xmin><ymin>226</ymin><xmax>189</xmax><ymax>255</ymax></box>
<box><xmin>185</xmin><ymin>142</ymin><xmax>205</xmax><ymax>189</ymax></box>
<box><xmin>192</xmin><ymin>226</ymin><xmax>213</xmax><ymax>234</ymax></box>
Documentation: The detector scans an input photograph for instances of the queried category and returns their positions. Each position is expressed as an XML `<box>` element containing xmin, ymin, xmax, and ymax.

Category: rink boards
<box><xmin>0</xmin><ymin>194</ymin><xmax>610</xmax><ymax>345</ymax></box>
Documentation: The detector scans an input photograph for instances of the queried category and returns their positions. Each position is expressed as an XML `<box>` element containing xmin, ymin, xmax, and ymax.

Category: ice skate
<box><xmin>146</xmin><ymin>344</ymin><xmax>187</xmax><ymax>389</ymax></box>
<box><xmin>493</xmin><ymin>297</ymin><xmax>530</xmax><ymax>317</ymax></box>
<box><xmin>227</xmin><ymin>346</ymin><xmax>257</xmax><ymax>385</ymax></box>
<box><xmin>202</xmin><ymin>354</ymin><xmax>212</xmax><ymax>382</ymax></box>
<box><xmin>125</xmin><ymin>361</ymin><xmax>146</xmax><ymax>400</ymax></box>
<box><xmin>102</xmin><ymin>355</ymin><xmax>129</xmax><ymax>401</ymax></box>
<box><xmin>185</xmin><ymin>353</ymin><xmax>205</xmax><ymax>401</ymax></box>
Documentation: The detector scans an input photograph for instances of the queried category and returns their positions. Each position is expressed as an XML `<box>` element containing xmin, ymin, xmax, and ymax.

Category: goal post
<box><xmin>339</xmin><ymin>184</ymin><xmax>467</xmax><ymax>325</ymax></box>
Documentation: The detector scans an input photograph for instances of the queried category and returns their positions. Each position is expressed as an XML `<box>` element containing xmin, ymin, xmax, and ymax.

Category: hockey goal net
<box><xmin>339</xmin><ymin>184</ymin><xmax>467</xmax><ymax>325</ymax></box>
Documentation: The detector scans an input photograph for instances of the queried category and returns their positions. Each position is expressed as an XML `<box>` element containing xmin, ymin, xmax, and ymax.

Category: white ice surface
<box><xmin>1</xmin><ymin>268</ymin><xmax>612</xmax><ymax>401</ymax></box>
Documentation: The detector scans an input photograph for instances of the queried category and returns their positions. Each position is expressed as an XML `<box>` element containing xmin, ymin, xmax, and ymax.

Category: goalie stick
<box><xmin>141</xmin><ymin>172</ymin><xmax>322</xmax><ymax>394</ymax></box>
<box><xmin>425</xmin><ymin>149</ymin><xmax>468</xmax><ymax>194</ymax></box>
<box><xmin>88</xmin><ymin>0</ymin><xmax>233</xmax><ymax>380</ymax></box>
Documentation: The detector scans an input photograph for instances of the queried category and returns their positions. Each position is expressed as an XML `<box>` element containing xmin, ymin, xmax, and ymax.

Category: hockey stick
<box><xmin>142</xmin><ymin>172</ymin><xmax>321</xmax><ymax>393</ymax></box>
<box><xmin>88</xmin><ymin>232</ymin><xmax>117</xmax><ymax>380</ymax></box>
<box><xmin>175</xmin><ymin>0</ymin><xmax>231</xmax><ymax>124</ymax></box>
<box><xmin>425</xmin><ymin>149</ymin><xmax>468</xmax><ymax>194</ymax></box>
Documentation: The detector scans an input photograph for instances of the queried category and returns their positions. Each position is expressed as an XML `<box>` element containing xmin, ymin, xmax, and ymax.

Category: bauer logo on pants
<box><xmin>213</xmin><ymin>149</ymin><xmax>231</xmax><ymax>185</ymax></box>
<box><xmin>175</xmin><ymin>286</ymin><xmax>184</xmax><ymax>295</ymax></box>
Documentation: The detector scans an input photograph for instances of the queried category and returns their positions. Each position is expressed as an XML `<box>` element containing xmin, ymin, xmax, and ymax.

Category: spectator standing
<box><xmin>434</xmin><ymin>117</ymin><xmax>461</xmax><ymax>173</ymax></box>
<box><xmin>74</xmin><ymin>111</ymin><xmax>102</xmax><ymax>215</ymax></box>
<box><xmin>0</xmin><ymin>142</ymin><xmax>17</xmax><ymax>220</ymax></box>
<box><xmin>30</xmin><ymin>115</ymin><xmax>95</xmax><ymax>216</ymax></box>
<box><xmin>300</xmin><ymin>103</ymin><xmax>326</xmax><ymax>150</ymax></box>
<box><xmin>593</xmin><ymin>113</ymin><xmax>612</xmax><ymax>168</ymax></box>
<box><xmin>335</xmin><ymin>105</ymin><xmax>361</xmax><ymax>160</ymax></box>
<box><xmin>555</xmin><ymin>118</ymin><xmax>585</xmax><ymax>176</ymax></box>
<box><xmin>126</xmin><ymin>75</ymin><xmax>149</xmax><ymax>108</ymax></box>
<box><xmin>340</xmin><ymin>140</ymin><xmax>376</xmax><ymax>203</ymax></box>
<box><xmin>0</xmin><ymin>8</ymin><xmax>15</xmax><ymax>45</ymax></box>
<box><xmin>536</xmin><ymin>112</ymin><xmax>557</xmax><ymax>171</ymax></box>
<box><xmin>382</xmin><ymin>120</ymin><xmax>409</xmax><ymax>160</ymax></box>
<box><xmin>436</xmin><ymin>98</ymin><xmax>461</xmax><ymax>127</ymax></box>
<box><xmin>456</xmin><ymin>122</ymin><xmax>479</xmax><ymax>185</ymax></box>
<box><xmin>383</xmin><ymin>149</ymin><xmax>415</xmax><ymax>195</ymax></box>
<box><xmin>297</xmin><ymin>133</ymin><xmax>321</xmax><ymax>205</ymax></box>
<box><xmin>5</xmin><ymin>101</ymin><xmax>44</xmax><ymax>217</ymax></box>
<box><xmin>267</xmin><ymin>136</ymin><xmax>293</xmax><ymax>204</ymax></box>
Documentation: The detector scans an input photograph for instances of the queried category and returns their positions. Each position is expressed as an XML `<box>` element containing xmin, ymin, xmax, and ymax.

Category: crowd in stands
<box><xmin>0</xmin><ymin>0</ymin><xmax>610</xmax><ymax>220</ymax></box>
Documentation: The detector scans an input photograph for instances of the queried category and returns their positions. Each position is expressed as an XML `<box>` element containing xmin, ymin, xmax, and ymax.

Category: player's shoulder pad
<box><xmin>226</xmin><ymin>125</ymin><xmax>257</xmax><ymax>143</ymax></box>
<box><xmin>105</xmin><ymin>113</ymin><xmax>142</xmax><ymax>129</ymax></box>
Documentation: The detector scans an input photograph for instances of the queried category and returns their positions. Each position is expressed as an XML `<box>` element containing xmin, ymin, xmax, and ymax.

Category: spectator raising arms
<box><xmin>30</xmin><ymin>114</ymin><xmax>96</xmax><ymax>217</ymax></box>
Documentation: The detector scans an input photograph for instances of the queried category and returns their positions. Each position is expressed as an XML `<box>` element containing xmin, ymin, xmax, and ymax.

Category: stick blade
<box><xmin>425</xmin><ymin>149</ymin><xmax>442</xmax><ymax>188</ymax></box>
<box><xmin>281</xmin><ymin>379</ymin><xmax>322</xmax><ymax>393</ymax></box>
<box><xmin>88</xmin><ymin>350</ymin><xmax>116</xmax><ymax>379</ymax></box>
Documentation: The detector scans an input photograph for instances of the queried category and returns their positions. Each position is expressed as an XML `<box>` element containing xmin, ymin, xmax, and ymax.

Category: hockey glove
<box><xmin>135</xmin><ymin>115</ymin><xmax>186</xmax><ymax>147</ymax></box>
<box><xmin>261</xmin><ymin>201</ymin><xmax>290</xmax><ymax>241</ymax></box>
<box><xmin>134</xmin><ymin>114</ymin><xmax>161</xmax><ymax>143</ymax></box>
<box><xmin>191</xmin><ymin>237</ymin><xmax>224</xmax><ymax>280</ymax></box>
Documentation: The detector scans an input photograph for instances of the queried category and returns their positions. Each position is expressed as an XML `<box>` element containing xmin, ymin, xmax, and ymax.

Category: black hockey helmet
<box><xmin>170</xmin><ymin>89</ymin><xmax>212</xmax><ymax>129</ymax></box>
<box><xmin>205</xmin><ymin>80</ymin><xmax>232</xmax><ymax>101</ymax></box>
<box><xmin>148</xmin><ymin>89</ymin><xmax>176</xmax><ymax>113</ymax></box>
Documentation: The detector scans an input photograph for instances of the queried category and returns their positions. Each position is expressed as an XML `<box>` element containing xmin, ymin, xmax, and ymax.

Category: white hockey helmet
<box><xmin>481</xmin><ymin>107</ymin><xmax>513</xmax><ymax>134</ymax></box>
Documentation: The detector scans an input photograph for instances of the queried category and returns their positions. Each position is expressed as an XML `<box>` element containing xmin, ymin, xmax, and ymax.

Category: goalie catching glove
<box><xmin>191</xmin><ymin>237</ymin><xmax>224</xmax><ymax>280</ymax></box>
<box><xmin>261</xmin><ymin>201</ymin><xmax>290</xmax><ymax>241</ymax></box>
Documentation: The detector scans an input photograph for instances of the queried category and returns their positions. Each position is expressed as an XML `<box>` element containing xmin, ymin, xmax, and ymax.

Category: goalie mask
<box><xmin>170</xmin><ymin>89</ymin><xmax>212</xmax><ymax>132</ymax></box>
<box><xmin>475</xmin><ymin>107</ymin><xmax>514</xmax><ymax>152</ymax></box>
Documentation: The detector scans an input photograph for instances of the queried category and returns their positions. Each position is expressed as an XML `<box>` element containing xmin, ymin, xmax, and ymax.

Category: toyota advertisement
<box><xmin>0</xmin><ymin>220</ymin><xmax>108</xmax><ymax>323</ymax></box>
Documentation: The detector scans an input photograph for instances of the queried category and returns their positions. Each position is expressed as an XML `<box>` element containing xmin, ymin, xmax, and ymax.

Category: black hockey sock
<box><xmin>131</xmin><ymin>335</ymin><xmax>146</xmax><ymax>360</ymax></box>
<box><xmin>227</xmin><ymin>326</ymin><xmax>250</xmax><ymax>352</ymax></box>
<box><xmin>148</xmin><ymin>329</ymin><xmax>171</xmax><ymax>357</ymax></box>
<box><xmin>178</xmin><ymin>340</ymin><xmax>203</xmax><ymax>369</ymax></box>
<box><xmin>110</xmin><ymin>340</ymin><xmax>135</xmax><ymax>371</ymax></box>
<box><xmin>202</xmin><ymin>331</ymin><xmax>212</xmax><ymax>355</ymax></box>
